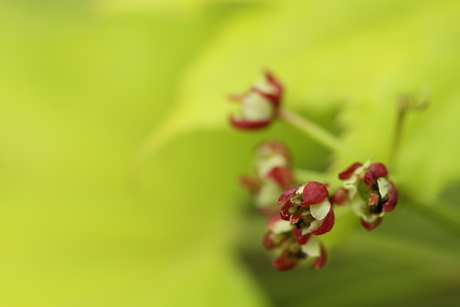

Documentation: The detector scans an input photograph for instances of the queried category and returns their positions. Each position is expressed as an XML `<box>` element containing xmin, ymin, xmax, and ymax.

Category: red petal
<box><xmin>289</xmin><ymin>210</ymin><xmax>303</xmax><ymax>224</ymax></box>
<box><xmin>360</xmin><ymin>217</ymin><xmax>382</xmax><ymax>231</ymax></box>
<box><xmin>310</xmin><ymin>208</ymin><xmax>335</xmax><ymax>235</ymax></box>
<box><xmin>300</xmin><ymin>181</ymin><xmax>329</xmax><ymax>206</ymax></box>
<box><xmin>273</xmin><ymin>252</ymin><xmax>298</xmax><ymax>271</ymax></box>
<box><xmin>263</xmin><ymin>232</ymin><xmax>276</xmax><ymax>250</ymax></box>
<box><xmin>382</xmin><ymin>181</ymin><xmax>398</xmax><ymax>212</ymax></box>
<box><xmin>278</xmin><ymin>186</ymin><xmax>298</xmax><ymax>206</ymax></box>
<box><xmin>250</xmin><ymin>71</ymin><xmax>283</xmax><ymax>107</ymax></box>
<box><xmin>251</xmin><ymin>87</ymin><xmax>280</xmax><ymax>107</ymax></box>
<box><xmin>264</xmin><ymin>71</ymin><xmax>283</xmax><ymax>97</ymax></box>
<box><xmin>311</xmin><ymin>245</ymin><xmax>327</xmax><ymax>269</ymax></box>
<box><xmin>280</xmin><ymin>202</ymin><xmax>294</xmax><ymax>221</ymax></box>
<box><xmin>229</xmin><ymin>115</ymin><xmax>271</xmax><ymax>129</ymax></box>
<box><xmin>266</xmin><ymin>166</ymin><xmax>293</xmax><ymax>188</ymax></box>
<box><xmin>338</xmin><ymin>162</ymin><xmax>362</xmax><ymax>180</ymax></box>
<box><xmin>292</xmin><ymin>227</ymin><xmax>311</xmax><ymax>245</ymax></box>
<box><xmin>363</xmin><ymin>163</ymin><xmax>388</xmax><ymax>185</ymax></box>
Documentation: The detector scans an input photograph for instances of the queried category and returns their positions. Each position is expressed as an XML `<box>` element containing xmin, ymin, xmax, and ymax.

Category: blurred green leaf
<box><xmin>0</xmin><ymin>2</ymin><xmax>269</xmax><ymax>306</ymax></box>
<box><xmin>92</xmin><ymin>0</ymin><xmax>259</xmax><ymax>17</ymax></box>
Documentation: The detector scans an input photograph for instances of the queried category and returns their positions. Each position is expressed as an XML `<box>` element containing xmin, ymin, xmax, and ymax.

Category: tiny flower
<box><xmin>277</xmin><ymin>181</ymin><xmax>335</xmax><ymax>236</ymax></box>
<box><xmin>240</xmin><ymin>141</ymin><xmax>293</xmax><ymax>214</ymax></box>
<box><xmin>263</xmin><ymin>215</ymin><xmax>327</xmax><ymax>270</ymax></box>
<box><xmin>338</xmin><ymin>160</ymin><xmax>398</xmax><ymax>230</ymax></box>
<box><xmin>229</xmin><ymin>71</ymin><xmax>283</xmax><ymax>129</ymax></box>
<box><xmin>254</xmin><ymin>141</ymin><xmax>291</xmax><ymax>180</ymax></box>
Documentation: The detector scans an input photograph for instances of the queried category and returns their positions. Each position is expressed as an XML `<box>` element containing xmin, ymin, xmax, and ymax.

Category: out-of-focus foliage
<box><xmin>1</xmin><ymin>0</ymin><xmax>460</xmax><ymax>306</ymax></box>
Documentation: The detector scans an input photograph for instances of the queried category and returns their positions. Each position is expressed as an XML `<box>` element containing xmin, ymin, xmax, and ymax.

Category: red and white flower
<box><xmin>338</xmin><ymin>160</ymin><xmax>398</xmax><ymax>230</ymax></box>
<box><xmin>277</xmin><ymin>181</ymin><xmax>335</xmax><ymax>236</ymax></box>
<box><xmin>240</xmin><ymin>141</ymin><xmax>293</xmax><ymax>214</ymax></box>
<box><xmin>229</xmin><ymin>71</ymin><xmax>283</xmax><ymax>130</ymax></box>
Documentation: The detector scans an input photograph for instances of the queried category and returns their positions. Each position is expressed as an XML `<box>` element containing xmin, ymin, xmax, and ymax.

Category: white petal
<box><xmin>343</xmin><ymin>179</ymin><xmax>357</xmax><ymax>199</ymax></box>
<box><xmin>377</xmin><ymin>177</ymin><xmax>390</xmax><ymax>198</ymax></box>
<box><xmin>241</xmin><ymin>93</ymin><xmax>273</xmax><ymax>121</ymax></box>
<box><xmin>310</xmin><ymin>199</ymin><xmax>331</xmax><ymax>220</ymax></box>
<box><xmin>351</xmin><ymin>201</ymin><xmax>385</xmax><ymax>222</ymax></box>
<box><xmin>362</xmin><ymin>212</ymin><xmax>385</xmax><ymax>223</ymax></box>
<box><xmin>256</xmin><ymin>154</ymin><xmax>287</xmax><ymax>178</ymax></box>
<box><xmin>254</xmin><ymin>79</ymin><xmax>277</xmax><ymax>95</ymax></box>
<box><xmin>271</xmin><ymin>220</ymin><xmax>292</xmax><ymax>234</ymax></box>
<box><xmin>300</xmin><ymin>235</ymin><xmax>321</xmax><ymax>257</ymax></box>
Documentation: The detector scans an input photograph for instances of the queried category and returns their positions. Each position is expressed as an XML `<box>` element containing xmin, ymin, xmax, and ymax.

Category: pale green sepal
<box><xmin>377</xmin><ymin>177</ymin><xmax>390</xmax><ymax>198</ymax></box>
<box><xmin>300</xmin><ymin>235</ymin><xmax>321</xmax><ymax>257</ymax></box>
<box><xmin>307</xmin><ymin>220</ymin><xmax>322</xmax><ymax>232</ymax></box>
<box><xmin>256</xmin><ymin>180</ymin><xmax>281</xmax><ymax>208</ymax></box>
<box><xmin>271</xmin><ymin>220</ymin><xmax>292</xmax><ymax>234</ymax></box>
<box><xmin>310</xmin><ymin>199</ymin><xmax>331</xmax><ymax>220</ymax></box>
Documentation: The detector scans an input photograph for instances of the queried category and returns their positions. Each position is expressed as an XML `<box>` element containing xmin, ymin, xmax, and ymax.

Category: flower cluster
<box><xmin>229</xmin><ymin>71</ymin><xmax>282</xmax><ymax>129</ymax></box>
<box><xmin>337</xmin><ymin>161</ymin><xmax>398</xmax><ymax>230</ymax></box>
<box><xmin>261</xmin><ymin>181</ymin><xmax>333</xmax><ymax>270</ymax></box>
<box><xmin>229</xmin><ymin>71</ymin><xmax>401</xmax><ymax>271</ymax></box>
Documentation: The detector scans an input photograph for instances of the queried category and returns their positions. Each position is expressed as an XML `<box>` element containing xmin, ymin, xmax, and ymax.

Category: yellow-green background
<box><xmin>1</xmin><ymin>0</ymin><xmax>460</xmax><ymax>306</ymax></box>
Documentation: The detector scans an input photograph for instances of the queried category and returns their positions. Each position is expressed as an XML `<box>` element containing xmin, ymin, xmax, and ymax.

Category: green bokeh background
<box><xmin>1</xmin><ymin>0</ymin><xmax>460</xmax><ymax>306</ymax></box>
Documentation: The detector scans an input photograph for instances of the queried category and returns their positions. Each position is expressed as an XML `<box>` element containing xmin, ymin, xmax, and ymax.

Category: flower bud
<box><xmin>229</xmin><ymin>71</ymin><xmax>283</xmax><ymax>129</ymax></box>
<box><xmin>278</xmin><ymin>181</ymin><xmax>335</xmax><ymax>236</ymax></box>
<box><xmin>240</xmin><ymin>141</ymin><xmax>293</xmax><ymax>214</ymax></box>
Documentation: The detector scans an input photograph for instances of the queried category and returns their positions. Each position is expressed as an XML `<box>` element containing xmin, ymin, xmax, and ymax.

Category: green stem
<box><xmin>390</xmin><ymin>90</ymin><xmax>429</xmax><ymax>167</ymax></box>
<box><xmin>390</xmin><ymin>105</ymin><xmax>406</xmax><ymax>167</ymax></box>
<box><xmin>278</xmin><ymin>108</ymin><xmax>361</xmax><ymax>160</ymax></box>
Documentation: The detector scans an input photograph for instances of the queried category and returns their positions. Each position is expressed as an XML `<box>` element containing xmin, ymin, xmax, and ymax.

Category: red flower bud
<box><xmin>240</xmin><ymin>141</ymin><xmax>293</xmax><ymax>213</ymax></box>
<box><xmin>278</xmin><ymin>182</ymin><xmax>334</xmax><ymax>236</ymax></box>
<box><xmin>337</xmin><ymin>160</ymin><xmax>398</xmax><ymax>231</ymax></box>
